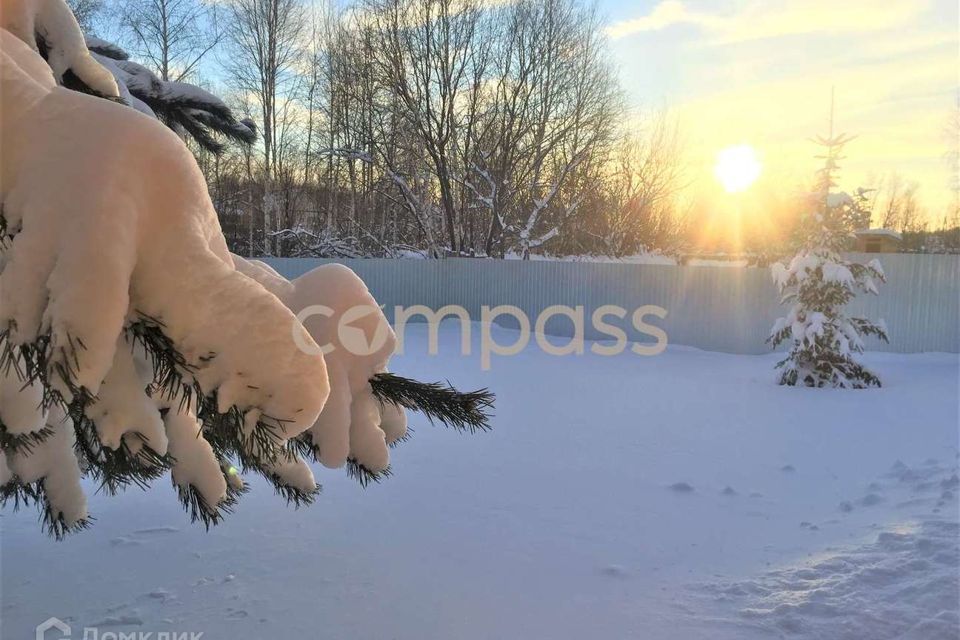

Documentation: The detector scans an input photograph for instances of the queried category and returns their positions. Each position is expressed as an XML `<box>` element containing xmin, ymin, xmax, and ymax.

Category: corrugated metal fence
<box><xmin>262</xmin><ymin>255</ymin><xmax>959</xmax><ymax>355</ymax></box>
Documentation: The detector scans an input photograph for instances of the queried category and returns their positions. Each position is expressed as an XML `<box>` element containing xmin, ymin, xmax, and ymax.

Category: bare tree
<box><xmin>222</xmin><ymin>0</ymin><xmax>307</xmax><ymax>254</ymax></box>
<box><xmin>868</xmin><ymin>172</ymin><xmax>923</xmax><ymax>233</ymax></box>
<box><xmin>90</xmin><ymin>0</ymin><xmax>671</xmax><ymax>258</ymax></box>
<box><xmin>364</xmin><ymin>0</ymin><xmax>486</xmax><ymax>255</ymax></box>
<box><xmin>466</xmin><ymin>0</ymin><xmax>620</xmax><ymax>257</ymax></box>
<box><xmin>599</xmin><ymin>111</ymin><xmax>686</xmax><ymax>256</ymax></box>
<box><xmin>944</xmin><ymin>97</ymin><xmax>960</xmax><ymax>232</ymax></box>
<box><xmin>117</xmin><ymin>0</ymin><xmax>220</xmax><ymax>81</ymax></box>
<box><xmin>68</xmin><ymin>0</ymin><xmax>104</xmax><ymax>32</ymax></box>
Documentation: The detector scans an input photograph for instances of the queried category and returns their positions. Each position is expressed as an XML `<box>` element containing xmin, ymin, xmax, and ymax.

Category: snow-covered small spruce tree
<box><xmin>0</xmin><ymin>0</ymin><xmax>492</xmax><ymax>538</ymax></box>
<box><xmin>768</xmin><ymin>133</ymin><xmax>889</xmax><ymax>388</ymax></box>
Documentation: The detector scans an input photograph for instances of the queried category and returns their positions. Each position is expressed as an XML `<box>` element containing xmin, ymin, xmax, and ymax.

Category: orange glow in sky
<box><xmin>605</xmin><ymin>0</ymin><xmax>958</xmax><ymax>225</ymax></box>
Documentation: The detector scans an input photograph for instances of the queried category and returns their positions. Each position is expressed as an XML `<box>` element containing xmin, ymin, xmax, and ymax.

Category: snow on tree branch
<box><xmin>87</xmin><ymin>37</ymin><xmax>256</xmax><ymax>153</ymax></box>
<box><xmin>0</xmin><ymin>6</ymin><xmax>493</xmax><ymax>537</ymax></box>
<box><xmin>0</xmin><ymin>19</ymin><xmax>335</xmax><ymax>534</ymax></box>
<box><xmin>5</xmin><ymin>0</ymin><xmax>254</xmax><ymax>156</ymax></box>
<box><xmin>517</xmin><ymin>150</ymin><xmax>589</xmax><ymax>258</ymax></box>
<box><xmin>3</xmin><ymin>0</ymin><xmax>118</xmax><ymax>97</ymax></box>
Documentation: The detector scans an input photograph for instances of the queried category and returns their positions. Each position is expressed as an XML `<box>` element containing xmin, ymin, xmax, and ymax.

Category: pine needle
<box><xmin>369</xmin><ymin>373</ymin><xmax>494</xmax><ymax>434</ymax></box>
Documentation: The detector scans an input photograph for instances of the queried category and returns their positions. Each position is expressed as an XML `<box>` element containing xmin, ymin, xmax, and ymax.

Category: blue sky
<box><xmin>599</xmin><ymin>0</ymin><xmax>958</xmax><ymax>220</ymax></box>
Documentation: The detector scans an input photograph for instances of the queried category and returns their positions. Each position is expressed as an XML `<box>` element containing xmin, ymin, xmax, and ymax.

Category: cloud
<box><xmin>606</xmin><ymin>1</ymin><xmax>719</xmax><ymax>39</ymax></box>
<box><xmin>607</xmin><ymin>0</ymin><xmax>929</xmax><ymax>43</ymax></box>
<box><xmin>714</xmin><ymin>0</ymin><xmax>929</xmax><ymax>45</ymax></box>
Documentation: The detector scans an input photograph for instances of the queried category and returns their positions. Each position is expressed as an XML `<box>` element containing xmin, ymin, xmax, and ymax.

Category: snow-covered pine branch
<box><xmin>1</xmin><ymin>18</ymin><xmax>331</xmax><ymax>534</ymax></box>
<box><xmin>3</xmin><ymin>0</ymin><xmax>118</xmax><ymax>96</ymax></box>
<box><xmin>3</xmin><ymin>2</ymin><xmax>253</xmax><ymax>154</ymax></box>
<box><xmin>768</xmin><ymin>134</ymin><xmax>889</xmax><ymax>388</ymax></box>
<box><xmin>235</xmin><ymin>259</ymin><xmax>493</xmax><ymax>483</ymax></box>
<box><xmin>0</xmin><ymin>0</ymin><xmax>493</xmax><ymax>538</ymax></box>
<box><xmin>85</xmin><ymin>36</ymin><xmax>256</xmax><ymax>154</ymax></box>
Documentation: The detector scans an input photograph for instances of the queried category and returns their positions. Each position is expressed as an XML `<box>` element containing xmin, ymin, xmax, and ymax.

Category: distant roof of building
<box><xmin>856</xmin><ymin>228</ymin><xmax>903</xmax><ymax>240</ymax></box>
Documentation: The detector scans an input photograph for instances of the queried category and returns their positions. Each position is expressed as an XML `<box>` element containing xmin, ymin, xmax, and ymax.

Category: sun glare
<box><xmin>714</xmin><ymin>145</ymin><xmax>762</xmax><ymax>193</ymax></box>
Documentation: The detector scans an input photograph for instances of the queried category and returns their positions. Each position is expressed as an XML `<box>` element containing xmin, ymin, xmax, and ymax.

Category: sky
<box><xmin>601</xmin><ymin>0</ymin><xmax>959</xmax><ymax>225</ymax></box>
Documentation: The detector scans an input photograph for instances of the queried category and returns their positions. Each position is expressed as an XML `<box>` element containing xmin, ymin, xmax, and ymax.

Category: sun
<box><xmin>714</xmin><ymin>145</ymin><xmax>762</xmax><ymax>193</ymax></box>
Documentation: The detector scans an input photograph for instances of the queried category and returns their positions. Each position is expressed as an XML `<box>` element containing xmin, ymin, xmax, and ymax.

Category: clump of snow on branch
<box><xmin>768</xmin><ymin>133</ymin><xmax>889</xmax><ymax>389</ymax></box>
<box><xmin>2</xmin><ymin>0</ymin><xmax>117</xmax><ymax>96</ymax></box>
<box><xmin>3</xmin><ymin>0</ymin><xmax>254</xmax><ymax>155</ymax></box>
<box><xmin>1</xmin><ymin>0</ymin><xmax>490</xmax><ymax>539</ymax></box>
<box><xmin>0</xmin><ymin>5</ymin><xmax>332</xmax><ymax>536</ymax></box>
<box><xmin>235</xmin><ymin>258</ymin><xmax>408</xmax><ymax>482</ymax></box>
<box><xmin>84</xmin><ymin>37</ymin><xmax>256</xmax><ymax>153</ymax></box>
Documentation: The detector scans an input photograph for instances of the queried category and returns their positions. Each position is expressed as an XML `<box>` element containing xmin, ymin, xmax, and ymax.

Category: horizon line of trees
<box><xmin>75</xmin><ymin>0</ymin><xmax>960</xmax><ymax>259</ymax></box>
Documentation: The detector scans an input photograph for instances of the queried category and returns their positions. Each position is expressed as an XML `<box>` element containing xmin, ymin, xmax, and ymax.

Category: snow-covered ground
<box><xmin>2</xmin><ymin>323</ymin><xmax>957</xmax><ymax>639</ymax></box>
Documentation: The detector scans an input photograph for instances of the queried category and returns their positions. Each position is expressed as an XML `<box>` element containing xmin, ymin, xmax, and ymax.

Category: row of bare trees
<box><xmin>863</xmin><ymin>173</ymin><xmax>924</xmax><ymax>234</ymax></box>
<box><xmin>84</xmin><ymin>0</ymin><xmax>957</xmax><ymax>258</ymax></box>
<box><xmin>88</xmin><ymin>0</ymin><xmax>690</xmax><ymax>258</ymax></box>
